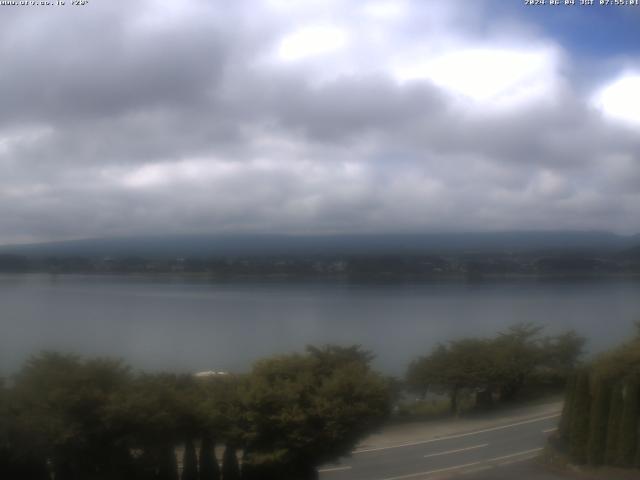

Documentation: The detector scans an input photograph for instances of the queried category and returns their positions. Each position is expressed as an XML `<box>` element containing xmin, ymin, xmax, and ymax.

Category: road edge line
<box><xmin>353</xmin><ymin>413</ymin><xmax>560</xmax><ymax>454</ymax></box>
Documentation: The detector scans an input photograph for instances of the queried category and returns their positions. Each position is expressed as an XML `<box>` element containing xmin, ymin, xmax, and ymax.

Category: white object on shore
<box><xmin>194</xmin><ymin>370</ymin><xmax>229</xmax><ymax>378</ymax></box>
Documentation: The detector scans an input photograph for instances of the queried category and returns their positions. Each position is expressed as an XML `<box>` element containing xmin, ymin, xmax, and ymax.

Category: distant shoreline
<box><xmin>1</xmin><ymin>271</ymin><xmax>639</xmax><ymax>282</ymax></box>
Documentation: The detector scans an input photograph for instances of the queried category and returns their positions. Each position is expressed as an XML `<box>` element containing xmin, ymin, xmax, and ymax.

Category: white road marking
<box><xmin>318</xmin><ymin>465</ymin><xmax>353</xmax><ymax>473</ymax></box>
<box><xmin>423</xmin><ymin>443</ymin><xmax>488</xmax><ymax>458</ymax></box>
<box><xmin>378</xmin><ymin>448</ymin><xmax>543</xmax><ymax>480</ymax></box>
<box><xmin>354</xmin><ymin>413</ymin><xmax>560</xmax><ymax>454</ymax></box>
<box><xmin>542</xmin><ymin>427</ymin><xmax>557</xmax><ymax>433</ymax></box>
<box><xmin>460</xmin><ymin>465</ymin><xmax>492</xmax><ymax>475</ymax></box>
<box><xmin>496</xmin><ymin>449</ymin><xmax>545</xmax><ymax>466</ymax></box>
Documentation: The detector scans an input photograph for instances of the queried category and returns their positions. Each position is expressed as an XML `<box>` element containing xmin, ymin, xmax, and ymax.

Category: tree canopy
<box><xmin>0</xmin><ymin>346</ymin><xmax>391</xmax><ymax>480</ymax></box>
<box><xmin>406</xmin><ymin>323</ymin><xmax>585</xmax><ymax>412</ymax></box>
<box><xmin>240</xmin><ymin>345</ymin><xmax>391</xmax><ymax>479</ymax></box>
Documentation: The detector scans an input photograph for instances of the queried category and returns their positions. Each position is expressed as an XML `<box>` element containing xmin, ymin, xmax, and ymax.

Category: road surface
<box><xmin>319</xmin><ymin>411</ymin><xmax>560</xmax><ymax>480</ymax></box>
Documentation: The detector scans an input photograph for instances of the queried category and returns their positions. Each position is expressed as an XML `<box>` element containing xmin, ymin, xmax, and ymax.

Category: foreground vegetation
<box><xmin>556</xmin><ymin>326</ymin><xmax>640</xmax><ymax>471</ymax></box>
<box><xmin>0</xmin><ymin>346</ymin><xmax>391</xmax><ymax>480</ymax></box>
<box><xmin>0</xmin><ymin>322</ymin><xmax>587</xmax><ymax>479</ymax></box>
<box><xmin>405</xmin><ymin>323</ymin><xmax>584</xmax><ymax>415</ymax></box>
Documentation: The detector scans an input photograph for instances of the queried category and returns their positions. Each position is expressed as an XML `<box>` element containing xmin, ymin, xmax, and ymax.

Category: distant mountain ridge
<box><xmin>1</xmin><ymin>231</ymin><xmax>638</xmax><ymax>258</ymax></box>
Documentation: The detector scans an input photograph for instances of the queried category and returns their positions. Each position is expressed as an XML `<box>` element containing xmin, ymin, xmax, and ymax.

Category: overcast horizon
<box><xmin>1</xmin><ymin>0</ymin><xmax>639</xmax><ymax>245</ymax></box>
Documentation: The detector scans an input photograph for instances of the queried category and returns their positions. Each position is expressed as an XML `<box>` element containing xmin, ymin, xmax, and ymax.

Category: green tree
<box><xmin>239</xmin><ymin>345</ymin><xmax>391</xmax><ymax>479</ymax></box>
<box><xmin>11</xmin><ymin>352</ymin><xmax>133</xmax><ymax>480</ymax></box>
<box><xmin>588</xmin><ymin>330</ymin><xmax>640</xmax><ymax>468</ymax></box>
<box><xmin>407</xmin><ymin>323</ymin><xmax>583</xmax><ymax>415</ymax></box>
<box><xmin>616</xmin><ymin>379</ymin><xmax>639</xmax><ymax>467</ymax></box>
<box><xmin>0</xmin><ymin>378</ymin><xmax>11</xmax><ymax>478</ymax></box>
<box><xmin>587</xmin><ymin>376</ymin><xmax>611</xmax><ymax>466</ymax></box>
<box><xmin>406</xmin><ymin>340</ymin><xmax>495</xmax><ymax>413</ymax></box>
<box><xmin>198</xmin><ymin>375</ymin><xmax>244</xmax><ymax>441</ymax></box>
<box><xmin>540</xmin><ymin>330</ymin><xmax>585</xmax><ymax>383</ymax></box>
<box><xmin>105</xmin><ymin>372</ymin><xmax>208</xmax><ymax>480</ymax></box>
<box><xmin>406</xmin><ymin>344</ymin><xmax>448</xmax><ymax>400</ymax></box>
<box><xmin>558</xmin><ymin>374</ymin><xmax>576</xmax><ymax>441</ymax></box>
<box><xmin>605</xmin><ymin>383</ymin><xmax>624</xmax><ymax>465</ymax></box>
<box><xmin>0</xmin><ymin>376</ymin><xmax>49</xmax><ymax>480</ymax></box>
<box><xmin>492</xmin><ymin>323</ymin><xmax>543</xmax><ymax>401</ymax></box>
<box><xmin>546</xmin><ymin>330</ymin><xmax>585</xmax><ymax>370</ymax></box>
<box><xmin>568</xmin><ymin>370</ymin><xmax>590</xmax><ymax>464</ymax></box>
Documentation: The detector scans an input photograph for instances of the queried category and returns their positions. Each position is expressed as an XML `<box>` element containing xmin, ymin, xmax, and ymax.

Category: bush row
<box><xmin>558</xmin><ymin>333</ymin><xmax>640</xmax><ymax>469</ymax></box>
<box><xmin>0</xmin><ymin>346</ymin><xmax>391</xmax><ymax>480</ymax></box>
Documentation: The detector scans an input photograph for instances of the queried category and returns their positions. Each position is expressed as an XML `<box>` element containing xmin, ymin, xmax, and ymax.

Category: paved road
<box><xmin>319</xmin><ymin>412</ymin><xmax>560</xmax><ymax>480</ymax></box>
<box><xmin>453</xmin><ymin>458</ymin><xmax>570</xmax><ymax>480</ymax></box>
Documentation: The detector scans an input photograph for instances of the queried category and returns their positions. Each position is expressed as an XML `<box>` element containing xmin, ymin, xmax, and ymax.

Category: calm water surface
<box><xmin>1</xmin><ymin>274</ymin><xmax>638</xmax><ymax>375</ymax></box>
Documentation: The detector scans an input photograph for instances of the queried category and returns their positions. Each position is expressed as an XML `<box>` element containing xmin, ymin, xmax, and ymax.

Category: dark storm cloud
<box><xmin>0</xmin><ymin>0</ymin><xmax>639</xmax><ymax>244</ymax></box>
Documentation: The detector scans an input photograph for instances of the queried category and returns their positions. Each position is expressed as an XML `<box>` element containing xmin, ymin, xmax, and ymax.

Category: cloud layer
<box><xmin>1</xmin><ymin>0</ymin><xmax>639</xmax><ymax>244</ymax></box>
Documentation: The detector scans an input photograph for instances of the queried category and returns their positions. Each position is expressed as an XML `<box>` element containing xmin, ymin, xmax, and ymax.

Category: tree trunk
<box><xmin>292</xmin><ymin>461</ymin><xmax>318</xmax><ymax>480</ymax></box>
<box><xmin>222</xmin><ymin>444</ymin><xmax>240</xmax><ymax>480</ymax></box>
<box><xmin>54</xmin><ymin>457</ymin><xmax>75</xmax><ymax>480</ymax></box>
<box><xmin>475</xmin><ymin>388</ymin><xmax>493</xmax><ymax>411</ymax></box>
<box><xmin>157</xmin><ymin>444</ymin><xmax>179</xmax><ymax>480</ymax></box>
<box><xmin>182</xmin><ymin>438</ymin><xmax>198</xmax><ymax>480</ymax></box>
<box><xmin>199</xmin><ymin>434</ymin><xmax>220</xmax><ymax>480</ymax></box>
<box><xmin>450</xmin><ymin>385</ymin><xmax>459</xmax><ymax>414</ymax></box>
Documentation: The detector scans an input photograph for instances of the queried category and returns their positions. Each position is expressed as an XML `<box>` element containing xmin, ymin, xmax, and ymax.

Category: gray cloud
<box><xmin>0</xmin><ymin>0</ymin><xmax>639</xmax><ymax>244</ymax></box>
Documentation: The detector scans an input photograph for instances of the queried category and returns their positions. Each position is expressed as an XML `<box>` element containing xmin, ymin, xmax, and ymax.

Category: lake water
<box><xmin>1</xmin><ymin>274</ymin><xmax>638</xmax><ymax>376</ymax></box>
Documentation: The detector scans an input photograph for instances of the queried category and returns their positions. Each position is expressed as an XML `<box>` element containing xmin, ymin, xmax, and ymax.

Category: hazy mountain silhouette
<box><xmin>1</xmin><ymin>231</ymin><xmax>638</xmax><ymax>258</ymax></box>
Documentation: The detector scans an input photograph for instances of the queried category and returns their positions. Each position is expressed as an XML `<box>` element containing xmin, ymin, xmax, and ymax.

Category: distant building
<box><xmin>194</xmin><ymin>370</ymin><xmax>229</xmax><ymax>378</ymax></box>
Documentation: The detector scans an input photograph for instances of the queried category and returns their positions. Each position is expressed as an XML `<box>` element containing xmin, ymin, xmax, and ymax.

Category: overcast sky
<box><xmin>1</xmin><ymin>0</ymin><xmax>639</xmax><ymax>245</ymax></box>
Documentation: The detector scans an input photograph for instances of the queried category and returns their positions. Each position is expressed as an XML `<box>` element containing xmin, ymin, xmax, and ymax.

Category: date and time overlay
<box><xmin>0</xmin><ymin>1</ymin><xmax>88</xmax><ymax>6</ymax></box>
<box><xmin>526</xmin><ymin>0</ymin><xmax>638</xmax><ymax>5</ymax></box>
<box><xmin>1</xmin><ymin>0</ymin><xmax>639</xmax><ymax>7</ymax></box>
